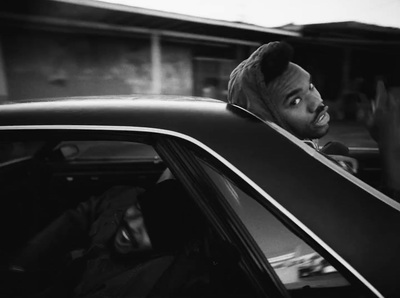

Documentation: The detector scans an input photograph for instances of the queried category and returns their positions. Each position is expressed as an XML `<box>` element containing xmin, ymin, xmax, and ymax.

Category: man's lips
<box><xmin>313</xmin><ymin>105</ymin><xmax>330</xmax><ymax>126</ymax></box>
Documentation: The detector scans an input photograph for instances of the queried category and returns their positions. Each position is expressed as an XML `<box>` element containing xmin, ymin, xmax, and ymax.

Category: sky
<box><xmin>98</xmin><ymin>0</ymin><xmax>400</xmax><ymax>28</ymax></box>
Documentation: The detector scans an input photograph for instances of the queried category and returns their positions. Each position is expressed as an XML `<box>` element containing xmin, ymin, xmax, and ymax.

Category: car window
<box><xmin>1</xmin><ymin>137</ymin><xmax>166</xmax><ymax>261</ymax></box>
<box><xmin>0</xmin><ymin>141</ymin><xmax>45</xmax><ymax>165</ymax></box>
<box><xmin>194</xmin><ymin>156</ymin><xmax>362</xmax><ymax>292</ymax></box>
<box><xmin>55</xmin><ymin>141</ymin><xmax>161</xmax><ymax>162</ymax></box>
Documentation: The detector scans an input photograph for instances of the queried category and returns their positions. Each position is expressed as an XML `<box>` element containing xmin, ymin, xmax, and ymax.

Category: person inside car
<box><xmin>227</xmin><ymin>41</ymin><xmax>400</xmax><ymax>200</ymax></box>
<box><xmin>8</xmin><ymin>169</ymin><xmax>210</xmax><ymax>298</ymax></box>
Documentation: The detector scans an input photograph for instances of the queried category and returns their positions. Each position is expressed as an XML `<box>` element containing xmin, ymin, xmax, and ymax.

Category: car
<box><xmin>0</xmin><ymin>95</ymin><xmax>400</xmax><ymax>298</ymax></box>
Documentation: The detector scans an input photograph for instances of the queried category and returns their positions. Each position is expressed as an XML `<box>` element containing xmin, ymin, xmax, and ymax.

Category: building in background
<box><xmin>285</xmin><ymin>22</ymin><xmax>400</xmax><ymax>121</ymax></box>
<box><xmin>0</xmin><ymin>0</ymin><xmax>399</xmax><ymax>112</ymax></box>
<box><xmin>0</xmin><ymin>0</ymin><xmax>296</xmax><ymax>102</ymax></box>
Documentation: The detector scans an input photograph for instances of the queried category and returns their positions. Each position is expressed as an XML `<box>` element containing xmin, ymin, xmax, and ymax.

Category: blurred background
<box><xmin>0</xmin><ymin>0</ymin><xmax>399</xmax><ymax>146</ymax></box>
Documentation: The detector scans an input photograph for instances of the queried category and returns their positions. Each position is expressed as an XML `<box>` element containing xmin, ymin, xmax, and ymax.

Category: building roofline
<box><xmin>0</xmin><ymin>12</ymin><xmax>263</xmax><ymax>47</ymax></box>
<box><xmin>54</xmin><ymin>0</ymin><xmax>300</xmax><ymax>37</ymax></box>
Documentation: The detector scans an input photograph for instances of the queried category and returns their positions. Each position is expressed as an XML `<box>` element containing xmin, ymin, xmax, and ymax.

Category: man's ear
<box><xmin>260</xmin><ymin>42</ymin><xmax>293</xmax><ymax>85</ymax></box>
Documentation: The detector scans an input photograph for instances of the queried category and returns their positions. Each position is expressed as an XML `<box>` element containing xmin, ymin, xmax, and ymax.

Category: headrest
<box><xmin>138</xmin><ymin>179</ymin><xmax>202</xmax><ymax>252</ymax></box>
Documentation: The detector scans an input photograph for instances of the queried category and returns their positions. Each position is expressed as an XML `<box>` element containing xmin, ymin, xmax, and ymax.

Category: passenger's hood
<box><xmin>227</xmin><ymin>42</ymin><xmax>292</xmax><ymax>133</ymax></box>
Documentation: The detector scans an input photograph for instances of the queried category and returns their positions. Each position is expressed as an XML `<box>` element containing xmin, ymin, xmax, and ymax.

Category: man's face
<box><xmin>114</xmin><ymin>204</ymin><xmax>152</xmax><ymax>254</ymax></box>
<box><xmin>271</xmin><ymin>63</ymin><xmax>330</xmax><ymax>139</ymax></box>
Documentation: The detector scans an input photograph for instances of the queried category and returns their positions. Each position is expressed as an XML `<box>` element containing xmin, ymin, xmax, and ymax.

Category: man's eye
<box><xmin>310</xmin><ymin>83</ymin><xmax>315</xmax><ymax>90</ymax></box>
<box><xmin>291</xmin><ymin>98</ymin><xmax>301</xmax><ymax>106</ymax></box>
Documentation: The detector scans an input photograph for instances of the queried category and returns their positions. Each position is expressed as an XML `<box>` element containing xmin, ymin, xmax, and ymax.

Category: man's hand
<box><xmin>365</xmin><ymin>81</ymin><xmax>400</xmax><ymax>195</ymax></box>
<box><xmin>365</xmin><ymin>81</ymin><xmax>400</xmax><ymax>149</ymax></box>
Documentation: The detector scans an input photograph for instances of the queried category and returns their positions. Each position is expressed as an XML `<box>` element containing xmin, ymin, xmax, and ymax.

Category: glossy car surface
<box><xmin>1</xmin><ymin>96</ymin><xmax>400</xmax><ymax>298</ymax></box>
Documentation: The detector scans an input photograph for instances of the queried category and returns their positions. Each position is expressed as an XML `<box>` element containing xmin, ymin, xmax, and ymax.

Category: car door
<box><xmin>0</xmin><ymin>127</ymin><xmax>263</xmax><ymax>297</ymax></box>
<box><xmin>2</xmin><ymin>125</ymin><xmax>399</xmax><ymax>298</ymax></box>
<box><xmin>156</xmin><ymin>136</ymin><xmax>399</xmax><ymax>298</ymax></box>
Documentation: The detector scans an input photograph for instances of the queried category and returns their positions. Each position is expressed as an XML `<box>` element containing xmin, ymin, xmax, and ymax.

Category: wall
<box><xmin>2</xmin><ymin>30</ymin><xmax>194</xmax><ymax>101</ymax></box>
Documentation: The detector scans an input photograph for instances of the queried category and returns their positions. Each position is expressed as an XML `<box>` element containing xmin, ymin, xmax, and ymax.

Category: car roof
<box><xmin>1</xmin><ymin>96</ymin><xmax>400</xmax><ymax>296</ymax></box>
<box><xmin>0</xmin><ymin>95</ymin><xmax>234</xmax><ymax>128</ymax></box>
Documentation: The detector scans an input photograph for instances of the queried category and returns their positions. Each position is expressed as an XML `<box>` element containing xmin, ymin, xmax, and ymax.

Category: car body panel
<box><xmin>1</xmin><ymin>96</ymin><xmax>400</xmax><ymax>297</ymax></box>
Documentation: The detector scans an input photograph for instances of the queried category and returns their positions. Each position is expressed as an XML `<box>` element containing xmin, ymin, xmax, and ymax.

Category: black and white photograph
<box><xmin>1</xmin><ymin>1</ymin><xmax>400</xmax><ymax>297</ymax></box>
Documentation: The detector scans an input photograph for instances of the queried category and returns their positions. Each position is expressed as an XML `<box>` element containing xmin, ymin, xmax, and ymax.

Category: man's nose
<box><xmin>307</xmin><ymin>93</ymin><xmax>323</xmax><ymax>113</ymax></box>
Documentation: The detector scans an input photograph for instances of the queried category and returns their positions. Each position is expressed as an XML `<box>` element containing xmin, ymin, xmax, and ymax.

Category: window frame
<box><xmin>156</xmin><ymin>137</ymin><xmax>292</xmax><ymax>298</ymax></box>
